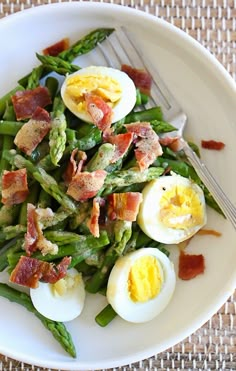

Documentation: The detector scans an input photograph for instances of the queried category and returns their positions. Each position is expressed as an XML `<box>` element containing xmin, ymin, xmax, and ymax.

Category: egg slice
<box><xmin>138</xmin><ymin>173</ymin><xmax>207</xmax><ymax>244</ymax></box>
<box><xmin>107</xmin><ymin>247</ymin><xmax>176</xmax><ymax>323</ymax></box>
<box><xmin>30</xmin><ymin>268</ymin><xmax>85</xmax><ymax>322</ymax></box>
<box><xmin>61</xmin><ymin>65</ymin><xmax>136</xmax><ymax>123</ymax></box>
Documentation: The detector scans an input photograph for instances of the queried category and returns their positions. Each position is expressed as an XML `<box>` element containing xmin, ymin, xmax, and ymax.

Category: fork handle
<box><xmin>181</xmin><ymin>139</ymin><xmax>236</xmax><ymax>230</ymax></box>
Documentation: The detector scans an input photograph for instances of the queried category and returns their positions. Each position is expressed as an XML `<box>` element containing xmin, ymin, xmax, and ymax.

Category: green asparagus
<box><xmin>0</xmin><ymin>283</ymin><xmax>76</xmax><ymax>357</ymax></box>
<box><xmin>85</xmin><ymin>221</ymin><xmax>132</xmax><ymax>293</ymax></box>
<box><xmin>103</xmin><ymin>166</ymin><xmax>164</xmax><ymax>189</ymax></box>
<box><xmin>0</xmin><ymin>224</ymin><xmax>26</xmax><ymax>242</ymax></box>
<box><xmin>3</xmin><ymin>150</ymin><xmax>77</xmax><ymax>213</ymax></box>
<box><xmin>49</xmin><ymin>97</ymin><xmax>67</xmax><ymax>166</ymax></box>
<box><xmin>58</xmin><ymin>28</ymin><xmax>114</xmax><ymax>63</ymax></box>
<box><xmin>36</xmin><ymin>54</ymin><xmax>80</xmax><ymax>75</ymax></box>
<box><xmin>0</xmin><ymin>121</ymin><xmax>23</xmax><ymax>136</ymax></box>
<box><xmin>95</xmin><ymin>304</ymin><xmax>117</xmax><ymax>327</ymax></box>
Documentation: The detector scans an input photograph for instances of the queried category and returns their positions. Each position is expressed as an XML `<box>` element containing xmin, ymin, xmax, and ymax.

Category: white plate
<box><xmin>0</xmin><ymin>2</ymin><xmax>236</xmax><ymax>370</ymax></box>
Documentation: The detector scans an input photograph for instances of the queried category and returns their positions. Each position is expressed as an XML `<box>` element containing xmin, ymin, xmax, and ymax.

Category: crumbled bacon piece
<box><xmin>10</xmin><ymin>256</ymin><xmax>71</xmax><ymax>289</ymax></box>
<box><xmin>67</xmin><ymin>170</ymin><xmax>107</xmax><ymax>202</ymax></box>
<box><xmin>24</xmin><ymin>203</ymin><xmax>58</xmax><ymax>256</ymax></box>
<box><xmin>107</xmin><ymin>192</ymin><xmax>143</xmax><ymax>222</ymax></box>
<box><xmin>178</xmin><ymin>251</ymin><xmax>205</xmax><ymax>280</ymax></box>
<box><xmin>1</xmin><ymin>168</ymin><xmax>29</xmax><ymax>206</ymax></box>
<box><xmin>43</xmin><ymin>38</ymin><xmax>69</xmax><ymax>56</ymax></box>
<box><xmin>121</xmin><ymin>64</ymin><xmax>152</xmax><ymax>95</ymax></box>
<box><xmin>197</xmin><ymin>229</ymin><xmax>222</xmax><ymax>237</ymax></box>
<box><xmin>14</xmin><ymin>107</ymin><xmax>51</xmax><ymax>156</ymax></box>
<box><xmin>87</xmin><ymin>197</ymin><xmax>101</xmax><ymax>237</ymax></box>
<box><xmin>125</xmin><ymin>122</ymin><xmax>163</xmax><ymax>170</ymax></box>
<box><xmin>63</xmin><ymin>149</ymin><xmax>87</xmax><ymax>185</ymax></box>
<box><xmin>106</xmin><ymin>132</ymin><xmax>134</xmax><ymax>163</ymax></box>
<box><xmin>12</xmin><ymin>86</ymin><xmax>51</xmax><ymax>121</ymax></box>
<box><xmin>85</xmin><ymin>93</ymin><xmax>113</xmax><ymax>132</ymax></box>
<box><xmin>201</xmin><ymin>140</ymin><xmax>225</xmax><ymax>150</ymax></box>
<box><xmin>159</xmin><ymin>136</ymin><xmax>183</xmax><ymax>152</ymax></box>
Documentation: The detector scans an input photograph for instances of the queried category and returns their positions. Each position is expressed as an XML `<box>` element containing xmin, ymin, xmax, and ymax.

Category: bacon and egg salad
<box><xmin>0</xmin><ymin>28</ymin><xmax>221</xmax><ymax>357</ymax></box>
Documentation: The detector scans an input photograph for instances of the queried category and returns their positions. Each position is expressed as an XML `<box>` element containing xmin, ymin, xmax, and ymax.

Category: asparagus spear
<box><xmin>85</xmin><ymin>221</ymin><xmax>132</xmax><ymax>293</ymax></box>
<box><xmin>49</xmin><ymin>97</ymin><xmax>67</xmax><ymax>166</ymax></box>
<box><xmin>0</xmin><ymin>121</ymin><xmax>23</xmax><ymax>136</ymax></box>
<box><xmin>58</xmin><ymin>28</ymin><xmax>114</xmax><ymax>63</ymax></box>
<box><xmin>45</xmin><ymin>76</ymin><xmax>59</xmax><ymax>101</ymax></box>
<box><xmin>125</xmin><ymin>107</ymin><xmax>163</xmax><ymax>124</ymax></box>
<box><xmin>18</xmin><ymin>28</ymin><xmax>114</xmax><ymax>88</ymax></box>
<box><xmin>0</xmin><ymin>239</ymin><xmax>23</xmax><ymax>272</ymax></box>
<box><xmin>0</xmin><ymin>135</ymin><xmax>14</xmax><ymax>175</ymax></box>
<box><xmin>8</xmin><ymin>230</ymin><xmax>110</xmax><ymax>269</ymax></box>
<box><xmin>0</xmin><ymin>283</ymin><xmax>76</xmax><ymax>358</ymax></box>
<box><xmin>39</xmin><ymin>207</ymin><xmax>71</xmax><ymax>229</ymax></box>
<box><xmin>85</xmin><ymin>143</ymin><xmax>115</xmax><ymax>172</ymax></box>
<box><xmin>69</xmin><ymin>201</ymin><xmax>93</xmax><ymax>232</ymax></box>
<box><xmin>3</xmin><ymin>150</ymin><xmax>77</xmax><ymax>213</ymax></box>
<box><xmin>37</xmin><ymin>188</ymin><xmax>52</xmax><ymax>209</ymax></box>
<box><xmin>38</xmin><ymin>126</ymin><xmax>102</xmax><ymax>172</ymax></box>
<box><xmin>0</xmin><ymin>204</ymin><xmax>21</xmax><ymax>227</ymax></box>
<box><xmin>151</xmin><ymin>120</ymin><xmax>176</xmax><ymax>134</ymax></box>
<box><xmin>0</xmin><ymin>225</ymin><xmax>26</xmax><ymax>242</ymax></box>
<box><xmin>36</xmin><ymin>54</ymin><xmax>80</xmax><ymax>75</ymax></box>
<box><xmin>0</xmin><ymin>86</ymin><xmax>24</xmax><ymax>117</ymax></box>
<box><xmin>103</xmin><ymin>166</ymin><xmax>164</xmax><ymax>190</ymax></box>
<box><xmin>95</xmin><ymin>304</ymin><xmax>117</xmax><ymax>327</ymax></box>
<box><xmin>18</xmin><ymin>182</ymin><xmax>40</xmax><ymax>226</ymax></box>
<box><xmin>27</xmin><ymin>65</ymin><xmax>45</xmax><ymax>89</ymax></box>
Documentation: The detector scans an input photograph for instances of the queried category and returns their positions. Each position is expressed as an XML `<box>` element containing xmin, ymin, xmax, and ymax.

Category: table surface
<box><xmin>0</xmin><ymin>1</ymin><xmax>235</xmax><ymax>370</ymax></box>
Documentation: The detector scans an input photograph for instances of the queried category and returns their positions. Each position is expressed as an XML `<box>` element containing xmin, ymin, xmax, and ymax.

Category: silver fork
<box><xmin>98</xmin><ymin>26</ymin><xmax>236</xmax><ymax>230</ymax></box>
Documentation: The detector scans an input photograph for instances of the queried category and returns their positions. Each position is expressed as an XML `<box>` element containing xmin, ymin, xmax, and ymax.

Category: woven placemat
<box><xmin>0</xmin><ymin>1</ymin><xmax>235</xmax><ymax>370</ymax></box>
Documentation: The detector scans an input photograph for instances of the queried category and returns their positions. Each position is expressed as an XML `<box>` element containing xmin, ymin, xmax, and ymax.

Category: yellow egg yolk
<box><xmin>159</xmin><ymin>184</ymin><xmax>204</xmax><ymax>229</ymax></box>
<box><xmin>51</xmin><ymin>274</ymin><xmax>81</xmax><ymax>297</ymax></box>
<box><xmin>128</xmin><ymin>256</ymin><xmax>163</xmax><ymax>302</ymax></box>
<box><xmin>65</xmin><ymin>74</ymin><xmax>122</xmax><ymax>111</ymax></box>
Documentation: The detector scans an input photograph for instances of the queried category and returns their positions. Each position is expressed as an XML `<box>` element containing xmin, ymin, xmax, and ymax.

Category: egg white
<box><xmin>61</xmin><ymin>65</ymin><xmax>136</xmax><ymax>123</ymax></box>
<box><xmin>137</xmin><ymin>174</ymin><xmax>207</xmax><ymax>244</ymax></box>
<box><xmin>30</xmin><ymin>268</ymin><xmax>85</xmax><ymax>322</ymax></box>
<box><xmin>106</xmin><ymin>248</ymin><xmax>176</xmax><ymax>323</ymax></box>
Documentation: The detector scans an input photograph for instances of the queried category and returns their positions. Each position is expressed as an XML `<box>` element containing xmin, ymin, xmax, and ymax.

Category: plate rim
<box><xmin>0</xmin><ymin>2</ymin><xmax>236</xmax><ymax>369</ymax></box>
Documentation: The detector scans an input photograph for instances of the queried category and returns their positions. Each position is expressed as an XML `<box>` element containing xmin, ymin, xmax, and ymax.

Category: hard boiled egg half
<box><xmin>107</xmin><ymin>247</ymin><xmax>176</xmax><ymax>323</ymax></box>
<box><xmin>61</xmin><ymin>65</ymin><xmax>136</xmax><ymax>123</ymax></box>
<box><xmin>138</xmin><ymin>173</ymin><xmax>207</xmax><ymax>244</ymax></box>
<box><xmin>30</xmin><ymin>268</ymin><xmax>85</xmax><ymax>322</ymax></box>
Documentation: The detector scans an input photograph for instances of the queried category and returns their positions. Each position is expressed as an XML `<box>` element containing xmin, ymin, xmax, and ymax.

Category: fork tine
<box><xmin>115</xmin><ymin>26</ymin><xmax>172</xmax><ymax>111</ymax></box>
<box><xmin>97</xmin><ymin>42</ymin><xmax>116</xmax><ymax>68</ymax></box>
<box><xmin>99</xmin><ymin>27</ymin><xmax>184</xmax><ymax>121</ymax></box>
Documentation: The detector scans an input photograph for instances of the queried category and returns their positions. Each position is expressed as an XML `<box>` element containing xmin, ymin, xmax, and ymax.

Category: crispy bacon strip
<box><xmin>125</xmin><ymin>122</ymin><xmax>163</xmax><ymax>170</ymax></box>
<box><xmin>178</xmin><ymin>251</ymin><xmax>205</xmax><ymax>280</ymax></box>
<box><xmin>24</xmin><ymin>203</ymin><xmax>58</xmax><ymax>256</ymax></box>
<box><xmin>67</xmin><ymin>170</ymin><xmax>107</xmax><ymax>202</ymax></box>
<box><xmin>107</xmin><ymin>192</ymin><xmax>143</xmax><ymax>222</ymax></box>
<box><xmin>85</xmin><ymin>93</ymin><xmax>113</xmax><ymax>132</ymax></box>
<box><xmin>1</xmin><ymin>168</ymin><xmax>29</xmax><ymax>206</ymax></box>
<box><xmin>201</xmin><ymin>140</ymin><xmax>225</xmax><ymax>150</ymax></box>
<box><xmin>14</xmin><ymin>107</ymin><xmax>51</xmax><ymax>156</ymax></box>
<box><xmin>106</xmin><ymin>132</ymin><xmax>134</xmax><ymax>163</ymax></box>
<box><xmin>63</xmin><ymin>149</ymin><xmax>87</xmax><ymax>185</ymax></box>
<box><xmin>197</xmin><ymin>229</ymin><xmax>222</xmax><ymax>237</ymax></box>
<box><xmin>43</xmin><ymin>38</ymin><xmax>69</xmax><ymax>56</ymax></box>
<box><xmin>12</xmin><ymin>86</ymin><xmax>51</xmax><ymax>121</ymax></box>
<box><xmin>87</xmin><ymin>197</ymin><xmax>101</xmax><ymax>238</ymax></box>
<box><xmin>121</xmin><ymin>64</ymin><xmax>152</xmax><ymax>95</ymax></box>
<box><xmin>10</xmin><ymin>256</ymin><xmax>71</xmax><ymax>289</ymax></box>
